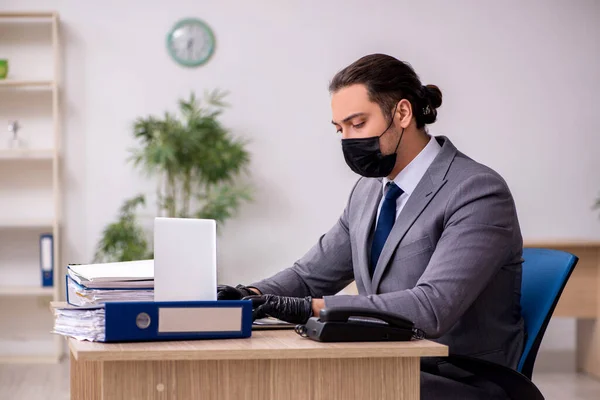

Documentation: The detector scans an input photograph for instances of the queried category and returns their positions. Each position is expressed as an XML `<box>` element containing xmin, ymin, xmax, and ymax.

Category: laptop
<box><xmin>154</xmin><ymin>217</ymin><xmax>217</xmax><ymax>302</ymax></box>
<box><xmin>154</xmin><ymin>217</ymin><xmax>298</xmax><ymax>330</ymax></box>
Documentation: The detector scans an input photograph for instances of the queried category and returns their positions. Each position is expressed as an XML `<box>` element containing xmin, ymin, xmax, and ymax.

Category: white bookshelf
<box><xmin>0</xmin><ymin>218</ymin><xmax>55</xmax><ymax>228</ymax></box>
<box><xmin>0</xmin><ymin>12</ymin><xmax>57</xmax><ymax>19</ymax></box>
<box><xmin>0</xmin><ymin>11</ymin><xmax>62</xmax><ymax>362</ymax></box>
<box><xmin>0</xmin><ymin>79</ymin><xmax>54</xmax><ymax>88</ymax></box>
<box><xmin>0</xmin><ymin>148</ymin><xmax>54</xmax><ymax>159</ymax></box>
<box><xmin>0</xmin><ymin>286</ymin><xmax>54</xmax><ymax>296</ymax></box>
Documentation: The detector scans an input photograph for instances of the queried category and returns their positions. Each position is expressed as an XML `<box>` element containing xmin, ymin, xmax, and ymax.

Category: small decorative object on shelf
<box><xmin>7</xmin><ymin>120</ymin><xmax>21</xmax><ymax>148</ymax></box>
<box><xmin>0</xmin><ymin>59</ymin><xmax>7</xmax><ymax>79</ymax></box>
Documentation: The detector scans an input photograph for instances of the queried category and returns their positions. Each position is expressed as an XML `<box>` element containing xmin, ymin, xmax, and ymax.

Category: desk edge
<box><xmin>69</xmin><ymin>340</ymin><xmax>449</xmax><ymax>362</ymax></box>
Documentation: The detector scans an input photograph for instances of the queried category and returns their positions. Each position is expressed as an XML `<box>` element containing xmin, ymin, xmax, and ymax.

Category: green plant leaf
<box><xmin>196</xmin><ymin>183</ymin><xmax>253</xmax><ymax>229</ymax></box>
<box><xmin>95</xmin><ymin>89</ymin><xmax>254</xmax><ymax>263</ymax></box>
<box><xmin>204</xmin><ymin>88</ymin><xmax>230</xmax><ymax>108</ymax></box>
<box><xmin>93</xmin><ymin>195</ymin><xmax>150</xmax><ymax>263</ymax></box>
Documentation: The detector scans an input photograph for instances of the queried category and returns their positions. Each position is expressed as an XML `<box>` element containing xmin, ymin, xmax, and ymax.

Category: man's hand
<box><xmin>244</xmin><ymin>294</ymin><xmax>313</xmax><ymax>324</ymax></box>
<box><xmin>312</xmin><ymin>298</ymin><xmax>325</xmax><ymax>318</ymax></box>
<box><xmin>217</xmin><ymin>284</ymin><xmax>260</xmax><ymax>300</ymax></box>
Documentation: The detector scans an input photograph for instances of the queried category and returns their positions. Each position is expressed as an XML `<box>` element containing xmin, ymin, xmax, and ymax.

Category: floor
<box><xmin>0</xmin><ymin>360</ymin><xmax>599</xmax><ymax>399</ymax></box>
<box><xmin>532</xmin><ymin>372</ymin><xmax>600</xmax><ymax>399</ymax></box>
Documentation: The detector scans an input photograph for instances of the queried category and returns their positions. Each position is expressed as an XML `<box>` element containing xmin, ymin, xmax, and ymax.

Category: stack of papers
<box><xmin>51</xmin><ymin>303</ymin><xmax>106</xmax><ymax>342</ymax></box>
<box><xmin>253</xmin><ymin>317</ymin><xmax>295</xmax><ymax>330</ymax></box>
<box><xmin>68</xmin><ymin>259</ymin><xmax>154</xmax><ymax>288</ymax></box>
<box><xmin>66</xmin><ymin>259</ymin><xmax>154</xmax><ymax>306</ymax></box>
<box><xmin>67</xmin><ymin>278</ymin><xmax>153</xmax><ymax>306</ymax></box>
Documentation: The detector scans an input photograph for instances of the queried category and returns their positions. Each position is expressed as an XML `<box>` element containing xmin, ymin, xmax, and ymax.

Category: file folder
<box><xmin>52</xmin><ymin>300</ymin><xmax>253</xmax><ymax>342</ymax></box>
<box><xmin>40</xmin><ymin>233</ymin><xmax>53</xmax><ymax>287</ymax></box>
<box><xmin>67</xmin><ymin>259</ymin><xmax>154</xmax><ymax>289</ymax></box>
<box><xmin>65</xmin><ymin>275</ymin><xmax>153</xmax><ymax>306</ymax></box>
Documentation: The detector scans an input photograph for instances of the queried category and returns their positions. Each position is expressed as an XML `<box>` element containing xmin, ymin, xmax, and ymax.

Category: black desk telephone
<box><xmin>295</xmin><ymin>307</ymin><xmax>425</xmax><ymax>342</ymax></box>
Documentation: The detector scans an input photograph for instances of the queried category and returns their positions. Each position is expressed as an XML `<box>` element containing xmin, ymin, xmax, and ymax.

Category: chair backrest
<box><xmin>517</xmin><ymin>247</ymin><xmax>578</xmax><ymax>378</ymax></box>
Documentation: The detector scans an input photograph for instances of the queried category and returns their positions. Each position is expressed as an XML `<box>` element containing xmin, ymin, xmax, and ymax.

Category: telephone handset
<box><xmin>295</xmin><ymin>307</ymin><xmax>425</xmax><ymax>342</ymax></box>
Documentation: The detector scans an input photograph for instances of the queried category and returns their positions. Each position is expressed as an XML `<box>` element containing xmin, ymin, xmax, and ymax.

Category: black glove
<box><xmin>244</xmin><ymin>294</ymin><xmax>313</xmax><ymax>324</ymax></box>
<box><xmin>217</xmin><ymin>284</ymin><xmax>257</xmax><ymax>300</ymax></box>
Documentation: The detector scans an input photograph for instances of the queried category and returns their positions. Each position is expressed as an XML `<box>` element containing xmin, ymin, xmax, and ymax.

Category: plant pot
<box><xmin>0</xmin><ymin>59</ymin><xmax>8</xmax><ymax>79</ymax></box>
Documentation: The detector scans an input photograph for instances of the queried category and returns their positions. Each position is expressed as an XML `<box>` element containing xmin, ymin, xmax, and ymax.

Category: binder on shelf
<box><xmin>52</xmin><ymin>300</ymin><xmax>253</xmax><ymax>342</ymax></box>
<box><xmin>40</xmin><ymin>233</ymin><xmax>53</xmax><ymax>287</ymax></box>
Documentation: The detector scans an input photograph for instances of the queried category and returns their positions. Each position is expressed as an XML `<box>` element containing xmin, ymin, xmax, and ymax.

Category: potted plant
<box><xmin>94</xmin><ymin>90</ymin><xmax>252</xmax><ymax>262</ymax></box>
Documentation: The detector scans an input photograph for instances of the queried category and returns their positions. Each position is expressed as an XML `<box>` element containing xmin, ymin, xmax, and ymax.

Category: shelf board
<box><xmin>0</xmin><ymin>12</ymin><xmax>57</xmax><ymax>19</ymax></box>
<box><xmin>0</xmin><ymin>149</ymin><xmax>54</xmax><ymax>160</ymax></box>
<box><xmin>0</xmin><ymin>80</ymin><xmax>55</xmax><ymax>89</ymax></box>
<box><xmin>0</xmin><ymin>286</ymin><xmax>54</xmax><ymax>296</ymax></box>
<box><xmin>0</xmin><ymin>219</ymin><xmax>55</xmax><ymax>228</ymax></box>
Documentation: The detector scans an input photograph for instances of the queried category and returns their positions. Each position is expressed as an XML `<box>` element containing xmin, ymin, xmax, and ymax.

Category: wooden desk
<box><xmin>526</xmin><ymin>242</ymin><xmax>600</xmax><ymax>380</ymax></box>
<box><xmin>69</xmin><ymin>330</ymin><xmax>447</xmax><ymax>400</ymax></box>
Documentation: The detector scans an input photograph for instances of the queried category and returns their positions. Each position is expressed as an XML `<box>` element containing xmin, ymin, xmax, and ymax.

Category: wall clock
<box><xmin>166</xmin><ymin>18</ymin><xmax>215</xmax><ymax>67</ymax></box>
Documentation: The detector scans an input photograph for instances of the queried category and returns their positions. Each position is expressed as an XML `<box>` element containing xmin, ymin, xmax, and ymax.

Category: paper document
<box><xmin>252</xmin><ymin>317</ymin><xmax>295</xmax><ymax>330</ymax></box>
<box><xmin>51</xmin><ymin>302</ymin><xmax>106</xmax><ymax>342</ymax></box>
<box><xmin>67</xmin><ymin>259</ymin><xmax>154</xmax><ymax>289</ymax></box>
<box><xmin>67</xmin><ymin>277</ymin><xmax>153</xmax><ymax>306</ymax></box>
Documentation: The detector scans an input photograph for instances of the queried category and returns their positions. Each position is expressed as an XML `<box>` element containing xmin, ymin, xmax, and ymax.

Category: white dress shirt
<box><xmin>376</xmin><ymin>135</ymin><xmax>442</xmax><ymax>223</ymax></box>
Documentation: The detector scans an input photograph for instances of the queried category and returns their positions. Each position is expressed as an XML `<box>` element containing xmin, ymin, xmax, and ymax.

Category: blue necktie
<box><xmin>370</xmin><ymin>182</ymin><xmax>404</xmax><ymax>275</ymax></box>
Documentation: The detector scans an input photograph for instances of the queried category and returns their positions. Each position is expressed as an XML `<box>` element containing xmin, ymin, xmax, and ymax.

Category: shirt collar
<box><xmin>383</xmin><ymin>135</ymin><xmax>442</xmax><ymax>196</ymax></box>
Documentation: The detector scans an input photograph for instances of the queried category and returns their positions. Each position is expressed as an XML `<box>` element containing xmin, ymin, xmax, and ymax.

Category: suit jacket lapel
<box><xmin>371</xmin><ymin>136</ymin><xmax>457</xmax><ymax>293</ymax></box>
<box><xmin>356</xmin><ymin>179</ymin><xmax>382</xmax><ymax>295</ymax></box>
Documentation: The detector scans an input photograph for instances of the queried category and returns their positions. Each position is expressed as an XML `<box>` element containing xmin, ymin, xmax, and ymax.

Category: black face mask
<box><xmin>341</xmin><ymin>116</ymin><xmax>404</xmax><ymax>178</ymax></box>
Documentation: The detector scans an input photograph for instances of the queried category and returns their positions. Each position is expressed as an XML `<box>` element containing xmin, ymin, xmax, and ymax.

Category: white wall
<box><xmin>3</xmin><ymin>0</ymin><xmax>599</xmax><ymax>369</ymax></box>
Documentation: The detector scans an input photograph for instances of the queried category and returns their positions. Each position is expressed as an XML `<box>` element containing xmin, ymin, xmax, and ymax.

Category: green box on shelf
<box><xmin>0</xmin><ymin>59</ymin><xmax>7</xmax><ymax>79</ymax></box>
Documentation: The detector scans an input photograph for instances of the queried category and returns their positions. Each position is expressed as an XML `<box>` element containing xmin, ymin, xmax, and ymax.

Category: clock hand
<box><xmin>187</xmin><ymin>38</ymin><xmax>194</xmax><ymax>57</ymax></box>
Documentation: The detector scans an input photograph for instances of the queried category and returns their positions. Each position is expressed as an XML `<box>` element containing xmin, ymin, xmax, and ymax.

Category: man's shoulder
<box><xmin>447</xmin><ymin>149</ymin><xmax>512</xmax><ymax>194</ymax></box>
<box><xmin>349</xmin><ymin>176</ymin><xmax>380</xmax><ymax>197</ymax></box>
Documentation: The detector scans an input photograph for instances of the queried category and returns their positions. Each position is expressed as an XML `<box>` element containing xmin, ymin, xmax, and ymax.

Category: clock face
<box><xmin>166</xmin><ymin>18</ymin><xmax>215</xmax><ymax>67</ymax></box>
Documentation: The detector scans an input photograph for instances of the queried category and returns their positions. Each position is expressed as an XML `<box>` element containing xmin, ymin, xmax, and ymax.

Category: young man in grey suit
<box><xmin>218</xmin><ymin>53</ymin><xmax>524</xmax><ymax>399</ymax></box>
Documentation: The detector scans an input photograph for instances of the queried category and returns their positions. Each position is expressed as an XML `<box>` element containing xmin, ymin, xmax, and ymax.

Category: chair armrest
<box><xmin>444</xmin><ymin>354</ymin><xmax>544</xmax><ymax>400</ymax></box>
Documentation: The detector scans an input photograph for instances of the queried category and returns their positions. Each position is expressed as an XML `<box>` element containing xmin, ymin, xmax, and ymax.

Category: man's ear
<box><xmin>395</xmin><ymin>99</ymin><xmax>413</xmax><ymax>128</ymax></box>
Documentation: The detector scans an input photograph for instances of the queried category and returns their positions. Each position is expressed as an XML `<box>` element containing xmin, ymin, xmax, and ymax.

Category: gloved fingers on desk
<box><xmin>216</xmin><ymin>284</ymin><xmax>256</xmax><ymax>300</ymax></box>
<box><xmin>242</xmin><ymin>294</ymin><xmax>313</xmax><ymax>324</ymax></box>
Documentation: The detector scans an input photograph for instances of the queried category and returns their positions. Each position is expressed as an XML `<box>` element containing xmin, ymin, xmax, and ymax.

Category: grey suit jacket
<box><xmin>252</xmin><ymin>136</ymin><xmax>525</xmax><ymax>394</ymax></box>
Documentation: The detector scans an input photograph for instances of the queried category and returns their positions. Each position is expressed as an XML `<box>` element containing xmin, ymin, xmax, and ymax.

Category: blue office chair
<box><xmin>445</xmin><ymin>248</ymin><xmax>579</xmax><ymax>400</ymax></box>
